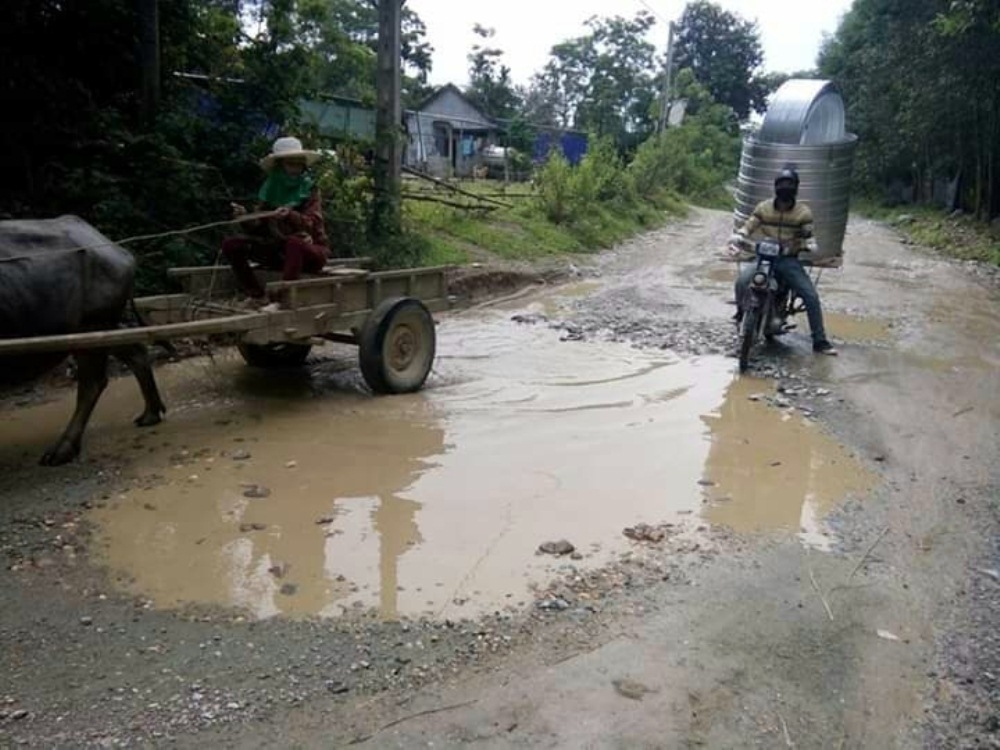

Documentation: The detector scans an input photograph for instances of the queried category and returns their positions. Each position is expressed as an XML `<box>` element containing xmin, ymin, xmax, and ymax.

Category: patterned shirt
<box><xmin>737</xmin><ymin>199</ymin><xmax>815</xmax><ymax>254</ymax></box>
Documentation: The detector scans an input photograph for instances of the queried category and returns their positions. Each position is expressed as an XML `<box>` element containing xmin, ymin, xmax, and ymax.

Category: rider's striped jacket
<box><xmin>737</xmin><ymin>199</ymin><xmax>815</xmax><ymax>254</ymax></box>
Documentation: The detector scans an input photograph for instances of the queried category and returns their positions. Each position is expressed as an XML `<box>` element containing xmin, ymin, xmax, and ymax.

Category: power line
<box><xmin>637</xmin><ymin>0</ymin><xmax>671</xmax><ymax>25</ymax></box>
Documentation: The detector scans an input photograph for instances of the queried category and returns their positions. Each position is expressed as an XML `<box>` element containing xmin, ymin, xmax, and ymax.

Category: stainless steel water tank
<box><xmin>758</xmin><ymin>79</ymin><xmax>846</xmax><ymax>146</ymax></box>
<box><xmin>734</xmin><ymin>80</ymin><xmax>857</xmax><ymax>261</ymax></box>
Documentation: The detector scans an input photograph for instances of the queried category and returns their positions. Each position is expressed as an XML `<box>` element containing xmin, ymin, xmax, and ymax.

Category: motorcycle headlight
<box><xmin>752</xmin><ymin>272</ymin><xmax>768</xmax><ymax>287</ymax></box>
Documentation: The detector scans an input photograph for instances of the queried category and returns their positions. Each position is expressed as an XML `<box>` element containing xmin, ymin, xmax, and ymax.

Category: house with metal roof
<box><xmin>404</xmin><ymin>84</ymin><xmax>505</xmax><ymax>178</ymax></box>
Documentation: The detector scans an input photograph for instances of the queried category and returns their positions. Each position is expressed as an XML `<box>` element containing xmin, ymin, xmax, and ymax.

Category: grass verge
<box><xmin>857</xmin><ymin>201</ymin><xmax>1000</xmax><ymax>266</ymax></box>
<box><xmin>402</xmin><ymin>179</ymin><xmax>687</xmax><ymax>268</ymax></box>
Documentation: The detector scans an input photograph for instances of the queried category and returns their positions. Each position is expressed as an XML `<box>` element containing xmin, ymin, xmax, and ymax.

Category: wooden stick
<box><xmin>98</xmin><ymin>211</ymin><xmax>280</xmax><ymax>248</ymax></box>
<box><xmin>809</xmin><ymin>567</ymin><xmax>835</xmax><ymax>621</ymax></box>
<box><xmin>0</xmin><ymin>312</ymin><xmax>267</xmax><ymax>355</ymax></box>
<box><xmin>349</xmin><ymin>699</ymin><xmax>478</xmax><ymax>745</ymax></box>
<box><xmin>779</xmin><ymin>713</ymin><xmax>794</xmax><ymax>748</ymax></box>
<box><xmin>402</xmin><ymin>166</ymin><xmax>513</xmax><ymax>207</ymax></box>
<box><xmin>401</xmin><ymin>193</ymin><xmax>498</xmax><ymax>211</ymax></box>
<box><xmin>2</xmin><ymin>211</ymin><xmax>284</xmax><ymax>259</ymax></box>
<box><xmin>847</xmin><ymin>527</ymin><xmax>890</xmax><ymax>582</ymax></box>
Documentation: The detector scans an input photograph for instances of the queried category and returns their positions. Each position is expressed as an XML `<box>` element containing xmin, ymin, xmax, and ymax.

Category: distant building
<box><xmin>299</xmin><ymin>95</ymin><xmax>377</xmax><ymax>143</ymax></box>
<box><xmin>404</xmin><ymin>85</ymin><xmax>505</xmax><ymax>178</ymax></box>
<box><xmin>298</xmin><ymin>84</ymin><xmax>591</xmax><ymax>177</ymax></box>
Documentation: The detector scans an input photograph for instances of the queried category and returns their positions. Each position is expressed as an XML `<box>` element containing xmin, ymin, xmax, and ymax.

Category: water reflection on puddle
<box><xmin>0</xmin><ymin>306</ymin><xmax>876</xmax><ymax>620</ymax></box>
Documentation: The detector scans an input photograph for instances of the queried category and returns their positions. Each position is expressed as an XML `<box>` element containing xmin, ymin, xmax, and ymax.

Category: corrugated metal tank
<box><xmin>733</xmin><ymin>80</ymin><xmax>857</xmax><ymax>261</ymax></box>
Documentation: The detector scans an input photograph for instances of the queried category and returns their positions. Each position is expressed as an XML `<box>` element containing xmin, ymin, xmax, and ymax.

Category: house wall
<box><xmin>405</xmin><ymin>87</ymin><xmax>499</xmax><ymax>178</ymax></box>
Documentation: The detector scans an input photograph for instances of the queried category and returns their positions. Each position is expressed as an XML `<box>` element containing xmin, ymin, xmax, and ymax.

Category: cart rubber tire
<box><xmin>359</xmin><ymin>297</ymin><xmax>436</xmax><ymax>394</ymax></box>
<box><xmin>238</xmin><ymin>342</ymin><xmax>312</xmax><ymax>368</ymax></box>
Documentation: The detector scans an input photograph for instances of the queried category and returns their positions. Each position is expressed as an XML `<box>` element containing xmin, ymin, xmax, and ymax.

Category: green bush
<box><xmin>628</xmin><ymin>121</ymin><xmax>738</xmax><ymax>207</ymax></box>
<box><xmin>534</xmin><ymin>149</ymin><xmax>576</xmax><ymax>224</ymax></box>
<box><xmin>312</xmin><ymin>144</ymin><xmax>374</xmax><ymax>257</ymax></box>
<box><xmin>573</xmin><ymin>137</ymin><xmax>632</xmax><ymax>206</ymax></box>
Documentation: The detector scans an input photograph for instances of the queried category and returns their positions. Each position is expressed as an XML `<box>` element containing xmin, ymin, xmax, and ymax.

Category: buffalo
<box><xmin>0</xmin><ymin>216</ymin><xmax>166</xmax><ymax>465</ymax></box>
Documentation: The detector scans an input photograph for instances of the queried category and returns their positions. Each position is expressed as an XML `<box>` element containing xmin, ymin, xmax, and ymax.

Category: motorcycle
<box><xmin>730</xmin><ymin>237</ymin><xmax>813</xmax><ymax>373</ymax></box>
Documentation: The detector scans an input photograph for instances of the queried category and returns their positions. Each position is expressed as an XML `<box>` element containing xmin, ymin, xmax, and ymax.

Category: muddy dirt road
<box><xmin>1</xmin><ymin>209</ymin><xmax>998</xmax><ymax>748</ymax></box>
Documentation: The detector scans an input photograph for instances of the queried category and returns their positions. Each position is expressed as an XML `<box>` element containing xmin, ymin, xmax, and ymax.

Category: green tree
<box><xmin>818</xmin><ymin>0</ymin><xmax>999</xmax><ymax>218</ymax></box>
<box><xmin>465</xmin><ymin>24</ymin><xmax>521</xmax><ymax>118</ymax></box>
<box><xmin>630</xmin><ymin>69</ymin><xmax>740</xmax><ymax>204</ymax></box>
<box><xmin>0</xmin><ymin>0</ymin><xmax>438</xmax><ymax>286</ymax></box>
<box><xmin>673</xmin><ymin>1</ymin><xmax>766</xmax><ymax>119</ymax></box>
<box><xmin>529</xmin><ymin>12</ymin><xmax>658</xmax><ymax>148</ymax></box>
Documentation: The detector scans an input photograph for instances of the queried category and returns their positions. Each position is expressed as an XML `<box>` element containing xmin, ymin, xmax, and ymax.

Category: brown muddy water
<box><xmin>697</xmin><ymin>264</ymin><xmax>895</xmax><ymax>344</ymax></box>
<box><xmin>0</xmin><ymin>307</ymin><xmax>874</xmax><ymax>621</ymax></box>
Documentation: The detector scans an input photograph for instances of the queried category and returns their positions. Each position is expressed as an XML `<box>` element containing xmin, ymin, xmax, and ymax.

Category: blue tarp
<box><xmin>533</xmin><ymin>131</ymin><xmax>588</xmax><ymax>166</ymax></box>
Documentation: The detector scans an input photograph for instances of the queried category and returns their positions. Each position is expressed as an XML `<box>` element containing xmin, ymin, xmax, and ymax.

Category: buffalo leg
<box><xmin>41</xmin><ymin>351</ymin><xmax>109</xmax><ymax>466</ymax></box>
<box><xmin>113</xmin><ymin>344</ymin><xmax>166</xmax><ymax>427</ymax></box>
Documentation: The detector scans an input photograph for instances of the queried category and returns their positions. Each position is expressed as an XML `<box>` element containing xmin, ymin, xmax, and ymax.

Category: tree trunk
<box><xmin>372</xmin><ymin>0</ymin><xmax>403</xmax><ymax>239</ymax></box>
<box><xmin>990</xmin><ymin>85</ymin><xmax>999</xmax><ymax>218</ymax></box>
<box><xmin>136</xmin><ymin>0</ymin><xmax>160</xmax><ymax>129</ymax></box>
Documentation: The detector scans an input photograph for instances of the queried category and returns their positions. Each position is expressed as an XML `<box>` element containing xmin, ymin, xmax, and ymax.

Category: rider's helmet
<box><xmin>774</xmin><ymin>167</ymin><xmax>799</xmax><ymax>204</ymax></box>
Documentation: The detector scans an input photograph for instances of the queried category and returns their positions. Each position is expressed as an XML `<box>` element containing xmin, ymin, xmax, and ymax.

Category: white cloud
<box><xmin>407</xmin><ymin>0</ymin><xmax>852</xmax><ymax>88</ymax></box>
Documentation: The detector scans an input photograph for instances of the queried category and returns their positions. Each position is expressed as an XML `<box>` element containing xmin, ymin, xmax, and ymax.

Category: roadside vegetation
<box><xmin>857</xmin><ymin>202</ymin><xmax>1000</xmax><ymax>266</ymax></box>
<box><xmin>1</xmin><ymin>0</ymin><xmax>772</xmax><ymax>292</ymax></box>
<box><xmin>820</xmin><ymin>0</ymin><xmax>999</xmax><ymax>265</ymax></box>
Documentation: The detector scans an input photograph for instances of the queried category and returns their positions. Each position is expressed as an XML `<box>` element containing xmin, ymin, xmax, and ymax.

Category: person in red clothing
<box><xmin>223</xmin><ymin>136</ymin><xmax>330</xmax><ymax>308</ymax></box>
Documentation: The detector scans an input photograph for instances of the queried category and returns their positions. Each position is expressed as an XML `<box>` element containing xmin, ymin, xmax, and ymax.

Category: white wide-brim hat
<box><xmin>260</xmin><ymin>136</ymin><xmax>322</xmax><ymax>171</ymax></box>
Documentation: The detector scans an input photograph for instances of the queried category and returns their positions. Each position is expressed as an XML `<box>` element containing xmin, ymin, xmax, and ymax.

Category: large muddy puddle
<box><xmin>0</xmin><ymin>305</ymin><xmax>874</xmax><ymax>620</ymax></box>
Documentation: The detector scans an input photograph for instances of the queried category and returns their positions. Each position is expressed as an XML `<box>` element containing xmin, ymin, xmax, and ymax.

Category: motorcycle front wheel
<box><xmin>739</xmin><ymin>307</ymin><xmax>759</xmax><ymax>373</ymax></box>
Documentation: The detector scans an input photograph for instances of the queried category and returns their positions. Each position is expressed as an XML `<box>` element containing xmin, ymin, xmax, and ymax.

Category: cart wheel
<box><xmin>238</xmin><ymin>342</ymin><xmax>312</xmax><ymax>368</ymax></box>
<box><xmin>359</xmin><ymin>297</ymin><xmax>436</xmax><ymax>394</ymax></box>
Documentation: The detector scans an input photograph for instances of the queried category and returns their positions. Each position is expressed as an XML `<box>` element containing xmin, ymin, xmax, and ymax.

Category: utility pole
<box><xmin>657</xmin><ymin>21</ymin><xmax>675</xmax><ymax>134</ymax></box>
<box><xmin>372</xmin><ymin>0</ymin><xmax>403</xmax><ymax>238</ymax></box>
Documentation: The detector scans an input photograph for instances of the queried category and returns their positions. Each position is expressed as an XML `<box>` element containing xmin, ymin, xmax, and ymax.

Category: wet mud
<box><xmin>3</xmin><ymin>210</ymin><xmax>998</xmax><ymax>749</ymax></box>
<box><xmin>0</xmin><ymin>288</ymin><xmax>876</xmax><ymax>621</ymax></box>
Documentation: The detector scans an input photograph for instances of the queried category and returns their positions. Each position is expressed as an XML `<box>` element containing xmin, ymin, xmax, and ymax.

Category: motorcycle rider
<box><xmin>730</xmin><ymin>167</ymin><xmax>837</xmax><ymax>356</ymax></box>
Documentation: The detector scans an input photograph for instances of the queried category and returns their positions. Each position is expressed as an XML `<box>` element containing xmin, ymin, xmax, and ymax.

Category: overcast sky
<box><xmin>407</xmin><ymin>0</ymin><xmax>854</xmax><ymax>88</ymax></box>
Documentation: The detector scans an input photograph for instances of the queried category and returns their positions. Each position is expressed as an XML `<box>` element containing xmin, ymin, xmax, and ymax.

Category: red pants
<box><xmin>221</xmin><ymin>235</ymin><xmax>329</xmax><ymax>298</ymax></box>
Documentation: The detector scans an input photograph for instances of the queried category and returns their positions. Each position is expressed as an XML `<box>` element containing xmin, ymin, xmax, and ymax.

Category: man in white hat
<box><xmin>223</xmin><ymin>136</ymin><xmax>330</xmax><ymax>307</ymax></box>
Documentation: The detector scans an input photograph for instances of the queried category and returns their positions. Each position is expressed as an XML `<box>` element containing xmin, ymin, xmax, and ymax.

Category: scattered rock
<box><xmin>279</xmin><ymin>583</ymin><xmax>298</xmax><ymax>596</ymax></box>
<box><xmin>974</xmin><ymin>568</ymin><xmax>1000</xmax><ymax>583</ymax></box>
<box><xmin>242</xmin><ymin>484</ymin><xmax>271</xmax><ymax>499</ymax></box>
<box><xmin>10</xmin><ymin>709</ymin><xmax>28</xmax><ymax>721</ymax></box>
<box><xmin>877</xmin><ymin>629</ymin><xmax>902</xmax><ymax>642</ymax></box>
<box><xmin>536</xmin><ymin>597</ymin><xmax>570</xmax><ymax>611</ymax></box>
<box><xmin>231</xmin><ymin>450</ymin><xmax>252</xmax><ymax>461</ymax></box>
<box><xmin>697</xmin><ymin>479</ymin><xmax>716</xmax><ymax>487</ymax></box>
<box><xmin>612</xmin><ymin>678</ymin><xmax>656</xmax><ymax>701</ymax></box>
<box><xmin>239</xmin><ymin>523</ymin><xmax>267</xmax><ymax>533</ymax></box>
<box><xmin>285</xmin><ymin>460</ymin><xmax>298</xmax><ymax>469</ymax></box>
<box><xmin>623</xmin><ymin>524</ymin><xmax>669</xmax><ymax>543</ymax></box>
<box><xmin>79</xmin><ymin>616</ymin><xmax>93</xmax><ymax>626</ymax></box>
<box><xmin>325</xmin><ymin>681</ymin><xmax>350</xmax><ymax>695</ymax></box>
<box><xmin>511</xmin><ymin>313</ymin><xmax>548</xmax><ymax>325</ymax></box>
<box><xmin>538</xmin><ymin>540</ymin><xmax>575</xmax><ymax>556</ymax></box>
<box><xmin>316</xmin><ymin>517</ymin><xmax>336</xmax><ymax>526</ymax></box>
